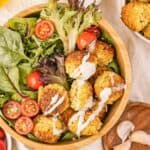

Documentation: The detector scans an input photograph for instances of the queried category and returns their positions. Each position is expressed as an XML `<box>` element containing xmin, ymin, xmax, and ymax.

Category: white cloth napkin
<box><xmin>0</xmin><ymin>0</ymin><xmax>150</xmax><ymax>150</ymax></box>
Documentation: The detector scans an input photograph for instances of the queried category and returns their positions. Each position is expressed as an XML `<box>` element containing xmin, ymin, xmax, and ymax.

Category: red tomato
<box><xmin>15</xmin><ymin>117</ymin><xmax>34</xmax><ymax>135</ymax></box>
<box><xmin>0</xmin><ymin>128</ymin><xmax>5</xmax><ymax>139</ymax></box>
<box><xmin>0</xmin><ymin>140</ymin><xmax>6</xmax><ymax>150</ymax></box>
<box><xmin>85</xmin><ymin>25</ymin><xmax>101</xmax><ymax>37</ymax></box>
<box><xmin>21</xmin><ymin>100</ymin><xmax>39</xmax><ymax>117</ymax></box>
<box><xmin>2</xmin><ymin>101</ymin><xmax>21</xmax><ymax>120</ymax></box>
<box><xmin>27</xmin><ymin>71</ymin><xmax>44</xmax><ymax>90</ymax></box>
<box><xmin>35</xmin><ymin>20</ymin><xmax>54</xmax><ymax>40</ymax></box>
<box><xmin>77</xmin><ymin>31</ymin><xmax>97</xmax><ymax>50</ymax></box>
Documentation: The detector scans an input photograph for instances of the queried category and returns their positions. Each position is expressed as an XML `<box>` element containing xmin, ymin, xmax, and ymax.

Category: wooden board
<box><xmin>0</xmin><ymin>3</ymin><xmax>131</xmax><ymax>150</ymax></box>
<box><xmin>103</xmin><ymin>102</ymin><xmax>150</xmax><ymax>150</ymax></box>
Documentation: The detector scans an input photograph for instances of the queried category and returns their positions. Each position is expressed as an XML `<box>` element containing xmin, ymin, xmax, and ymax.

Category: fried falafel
<box><xmin>94</xmin><ymin>71</ymin><xmax>125</xmax><ymax>104</ymax></box>
<box><xmin>33</xmin><ymin>115</ymin><xmax>65</xmax><ymax>143</ymax></box>
<box><xmin>70</xmin><ymin>80</ymin><xmax>93</xmax><ymax>111</ymax></box>
<box><xmin>65</xmin><ymin>51</ymin><xmax>97</xmax><ymax>80</ymax></box>
<box><xmin>93</xmin><ymin>41</ymin><xmax>114</xmax><ymax>65</ymax></box>
<box><xmin>121</xmin><ymin>2</ymin><xmax>150</xmax><ymax>31</ymax></box>
<box><xmin>38</xmin><ymin>84</ymin><xmax>70</xmax><ymax>116</ymax></box>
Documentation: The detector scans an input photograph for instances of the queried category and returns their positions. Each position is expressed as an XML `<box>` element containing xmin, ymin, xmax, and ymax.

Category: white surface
<box><xmin>6</xmin><ymin>132</ymin><xmax>12</xmax><ymax>150</ymax></box>
<box><xmin>0</xmin><ymin>0</ymin><xmax>150</xmax><ymax>150</ymax></box>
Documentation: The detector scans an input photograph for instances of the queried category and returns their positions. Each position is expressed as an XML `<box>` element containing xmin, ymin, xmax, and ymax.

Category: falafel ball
<box><xmin>68</xmin><ymin>112</ymin><xmax>102</xmax><ymax>136</ymax></box>
<box><xmin>94</xmin><ymin>71</ymin><xmax>125</xmax><ymax>104</ymax></box>
<box><xmin>121</xmin><ymin>2</ymin><xmax>150</xmax><ymax>32</ymax></box>
<box><xmin>89</xmin><ymin>66</ymin><xmax>111</xmax><ymax>85</ymax></box>
<box><xmin>38</xmin><ymin>84</ymin><xmax>70</xmax><ymax>116</ymax></box>
<box><xmin>93</xmin><ymin>41</ymin><xmax>114</xmax><ymax>65</ymax></box>
<box><xmin>92</xmin><ymin>101</ymin><xmax>108</xmax><ymax>120</ymax></box>
<box><xmin>132</xmin><ymin>0</ymin><xmax>150</xmax><ymax>2</ymax></box>
<box><xmin>33</xmin><ymin>115</ymin><xmax>65</xmax><ymax>143</ymax></box>
<box><xmin>60</xmin><ymin>108</ymin><xmax>75</xmax><ymax>125</ymax></box>
<box><xmin>65</xmin><ymin>51</ymin><xmax>97</xmax><ymax>80</ymax></box>
<box><xmin>70</xmin><ymin>80</ymin><xmax>93</xmax><ymax>111</ymax></box>
<box><xmin>143</xmin><ymin>24</ymin><xmax>150</xmax><ymax>39</ymax></box>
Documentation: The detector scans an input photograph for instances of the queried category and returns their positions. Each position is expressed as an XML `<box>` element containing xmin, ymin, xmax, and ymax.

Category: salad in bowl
<box><xmin>0</xmin><ymin>0</ymin><xmax>131</xmax><ymax>148</ymax></box>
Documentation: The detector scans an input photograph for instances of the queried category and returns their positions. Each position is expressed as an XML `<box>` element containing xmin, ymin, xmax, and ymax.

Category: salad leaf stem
<box><xmin>1</xmin><ymin>67</ymin><xmax>28</xmax><ymax>99</ymax></box>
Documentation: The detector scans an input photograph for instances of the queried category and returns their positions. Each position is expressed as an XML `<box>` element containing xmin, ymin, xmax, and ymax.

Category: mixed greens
<box><xmin>0</xmin><ymin>0</ymin><xmax>121</xmax><ymax>143</ymax></box>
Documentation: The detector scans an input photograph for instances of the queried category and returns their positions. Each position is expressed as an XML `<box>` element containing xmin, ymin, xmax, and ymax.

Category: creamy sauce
<box><xmin>112</xmin><ymin>84</ymin><xmax>126</xmax><ymax>92</ymax></box>
<box><xmin>110</xmin><ymin>74</ymin><xmax>115</xmax><ymax>86</ymax></box>
<box><xmin>83</xmin><ymin>96</ymin><xmax>94</xmax><ymax>110</ymax></box>
<box><xmin>44</xmin><ymin>95</ymin><xmax>65</xmax><ymax>116</ymax></box>
<box><xmin>130</xmin><ymin>131</ymin><xmax>150</xmax><ymax>146</ymax></box>
<box><xmin>87</xmin><ymin>40</ymin><xmax>96</xmax><ymax>53</ymax></box>
<box><xmin>117</xmin><ymin>120</ymin><xmax>135</xmax><ymax>143</ymax></box>
<box><xmin>69</xmin><ymin>88</ymin><xmax>112</xmax><ymax>137</ymax></box>
<box><xmin>70</xmin><ymin>53</ymin><xmax>96</xmax><ymax>80</ymax></box>
<box><xmin>99</xmin><ymin>88</ymin><xmax>112</xmax><ymax>102</ymax></box>
<box><xmin>76</xmin><ymin>79</ymin><xmax>85</xmax><ymax>86</ymax></box>
<box><xmin>50</xmin><ymin>94</ymin><xmax>59</xmax><ymax>105</ymax></box>
<box><xmin>109</xmin><ymin>74</ymin><xmax>126</xmax><ymax>92</ymax></box>
<box><xmin>52</xmin><ymin>117</ymin><xmax>64</xmax><ymax>136</ymax></box>
<box><xmin>113</xmin><ymin>140</ymin><xmax>131</xmax><ymax>150</ymax></box>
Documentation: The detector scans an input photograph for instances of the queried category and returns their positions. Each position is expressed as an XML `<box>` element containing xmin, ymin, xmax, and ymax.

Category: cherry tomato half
<box><xmin>0</xmin><ymin>140</ymin><xmax>6</xmax><ymax>150</ymax></box>
<box><xmin>2</xmin><ymin>101</ymin><xmax>21</xmax><ymax>120</ymax></box>
<box><xmin>21</xmin><ymin>100</ymin><xmax>39</xmax><ymax>117</ymax></box>
<box><xmin>85</xmin><ymin>25</ymin><xmax>101</xmax><ymax>37</ymax></box>
<box><xmin>27</xmin><ymin>71</ymin><xmax>44</xmax><ymax>90</ymax></box>
<box><xmin>77</xmin><ymin>31</ymin><xmax>97</xmax><ymax>50</ymax></box>
<box><xmin>0</xmin><ymin>128</ymin><xmax>5</xmax><ymax>139</ymax></box>
<box><xmin>15</xmin><ymin>116</ymin><xmax>34</xmax><ymax>135</ymax></box>
<box><xmin>35</xmin><ymin>20</ymin><xmax>54</xmax><ymax>40</ymax></box>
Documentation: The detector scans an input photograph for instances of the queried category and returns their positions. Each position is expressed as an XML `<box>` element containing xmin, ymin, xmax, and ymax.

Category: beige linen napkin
<box><xmin>0</xmin><ymin>0</ymin><xmax>150</xmax><ymax>150</ymax></box>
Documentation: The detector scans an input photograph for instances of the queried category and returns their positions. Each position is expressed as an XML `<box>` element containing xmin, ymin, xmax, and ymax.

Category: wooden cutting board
<box><xmin>102</xmin><ymin>102</ymin><xmax>150</xmax><ymax>150</ymax></box>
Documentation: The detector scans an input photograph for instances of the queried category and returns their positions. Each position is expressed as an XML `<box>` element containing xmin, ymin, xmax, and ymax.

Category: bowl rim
<box><xmin>1</xmin><ymin>3</ymin><xmax>131</xmax><ymax>150</ymax></box>
<box><xmin>121</xmin><ymin>0</ymin><xmax>150</xmax><ymax>43</ymax></box>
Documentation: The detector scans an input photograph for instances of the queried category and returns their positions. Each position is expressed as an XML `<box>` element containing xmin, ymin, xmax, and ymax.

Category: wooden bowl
<box><xmin>0</xmin><ymin>4</ymin><xmax>131</xmax><ymax>150</ymax></box>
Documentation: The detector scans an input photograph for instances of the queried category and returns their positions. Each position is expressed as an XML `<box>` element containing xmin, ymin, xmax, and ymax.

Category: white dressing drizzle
<box><xmin>52</xmin><ymin>117</ymin><xmax>65</xmax><ymax>136</ymax></box>
<box><xmin>76</xmin><ymin>79</ymin><xmax>85</xmax><ymax>86</ymax></box>
<box><xmin>50</xmin><ymin>94</ymin><xmax>59</xmax><ymax>105</ymax></box>
<box><xmin>70</xmin><ymin>53</ymin><xmax>96</xmax><ymax>80</ymax></box>
<box><xmin>112</xmin><ymin>84</ymin><xmax>126</xmax><ymax>92</ymax></box>
<box><xmin>44</xmin><ymin>95</ymin><xmax>65</xmax><ymax>116</ymax></box>
<box><xmin>87</xmin><ymin>40</ymin><xmax>96</xmax><ymax>53</ymax></box>
<box><xmin>99</xmin><ymin>88</ymin><xmax>112</xmax><ymax>103</ymax></box>
<box><xmin>69</xmin><ymin>88</ymin><xmax>112</xmax><ymax>137</ymax></box>
<box><xmin>110</xmin><ymin>74</ymin><xmax>115</xmax><ymax>86</ymax></box>
<box><xmin>109</xmin><ymin>74</ymin><xmax>126</xmax><ymax>92</ymax></box>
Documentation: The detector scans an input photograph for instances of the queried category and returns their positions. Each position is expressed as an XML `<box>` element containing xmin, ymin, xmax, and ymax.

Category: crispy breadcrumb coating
<box><xmin>121</xmin><ymin>2</ymin><xmax>150</xmax><ymax>32</ymax></box>
<box><xmin>143</xmin><ymin>24</ymin><xmax>150</xmax><ymax>39</ymax></box>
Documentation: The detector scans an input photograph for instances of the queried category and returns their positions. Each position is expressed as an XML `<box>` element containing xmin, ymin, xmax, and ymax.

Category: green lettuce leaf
<box><xmin>0</xmin><ymin>66</ymin><xmax>26</xmax><ymax>98</ymax></box>
<box><xmin>41</xmin><ymin>0</ymin><xmax>102</xmax><ymax>54</ymax></box>
<box><xmin>0</xmin><ymin>26</ymin><xmax>28</xmax><ymax>67</ymax></box>
<box><xmin>0</xmin><ymin>92</ymin><xmax>10</xmax><ymax>108</ymax></box>
<box><xmin>8</xmin><ymin>17</ymin><xmax>37</xmax><ymax>37</ymax></box>
<box><xmin>60</xmin><ymin>131</ymin><xmax>77</xmax><ymax>141</ymax></box>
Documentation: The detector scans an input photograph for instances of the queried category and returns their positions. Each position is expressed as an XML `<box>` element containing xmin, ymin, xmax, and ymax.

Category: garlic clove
<box><xmin>117</xmin><ymin>120</ymin><xmax>135</xmax><ymax>142</ymax></box>
<box><xmin>113</xmin><ymin>140</ymin><xmax>131</xmax><ymax>150</ymax></box>
<box><xmin>130</xmin><ymin>130</ymin><xmax>150</xmax><ymax>146</ymax></box>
